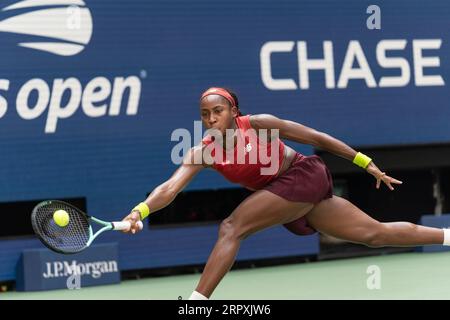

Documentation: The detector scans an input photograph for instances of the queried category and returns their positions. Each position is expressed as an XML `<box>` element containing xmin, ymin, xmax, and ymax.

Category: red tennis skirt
<box><xmin>263</xmin><ymin>153</ymin><xmax>333</xmax><ymax>236</ymax></box>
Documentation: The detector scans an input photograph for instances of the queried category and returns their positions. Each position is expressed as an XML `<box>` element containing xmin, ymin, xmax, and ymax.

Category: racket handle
<box><xmin>112</xmin><ymin>220</ymin><xmax>144</xmax><ymax>231</ymax></box>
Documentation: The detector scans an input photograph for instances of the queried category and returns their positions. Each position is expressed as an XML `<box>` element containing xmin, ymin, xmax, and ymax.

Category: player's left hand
<box><xmin>366</xmin><ymin>162</ymin><xmax>403</xmax><ymax>190</ymax></box>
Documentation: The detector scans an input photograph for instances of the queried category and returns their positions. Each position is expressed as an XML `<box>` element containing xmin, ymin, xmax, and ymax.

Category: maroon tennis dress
<box><xmin>202</xmin><ymin>115</ymin><xmax>333</xmax><ymax>235</ymax></box>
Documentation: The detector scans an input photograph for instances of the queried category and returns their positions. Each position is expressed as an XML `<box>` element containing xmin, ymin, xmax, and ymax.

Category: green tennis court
<box><xmin>2</xmin><ymin>251</ymin><xmax>450</xmax><ymax>300</ymax></box>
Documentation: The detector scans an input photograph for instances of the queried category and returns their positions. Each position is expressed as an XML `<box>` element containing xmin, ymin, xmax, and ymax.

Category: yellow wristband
<box><xmin>133</xmin><ymin>202</ymin><xmax>150</xmax><ymax>220</ymax></box>
<box><xmin>353</xmin><ymin>152</ymin><xmax>372</xmax><ymax>169</ymax></box>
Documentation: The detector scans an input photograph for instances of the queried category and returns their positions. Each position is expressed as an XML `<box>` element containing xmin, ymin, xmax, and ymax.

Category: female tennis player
<box><xmin>122</xmin><ymin>87</ymin><xmax>450</xmax><ymax>300</ymax></box>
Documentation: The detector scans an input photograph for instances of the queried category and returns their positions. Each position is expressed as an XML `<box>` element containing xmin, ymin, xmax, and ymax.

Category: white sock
<box><xmin>189</xmin><ymin>290</ymin><xmax>209</xmax><ymax>300</ymax></box>
<box><xmin>443</xmin><ymin>229</ymin><xmax>450</xmax><ymax>246</ymax></box>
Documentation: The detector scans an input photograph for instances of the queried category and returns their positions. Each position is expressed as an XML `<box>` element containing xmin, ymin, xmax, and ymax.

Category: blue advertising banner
<box><xmin>16</xmin><ymin>243</ymin><xmax>120</xmax><ymax>291</ymax></box>
<box><xmin>0</xmin><ymin>0</ymin><xmax>449</xmax><ymax>278</ymax></box>
<box><xmin>0</xmin><ymin>0</ymin><xmax>448</xmax><ymax>211</ymax></box>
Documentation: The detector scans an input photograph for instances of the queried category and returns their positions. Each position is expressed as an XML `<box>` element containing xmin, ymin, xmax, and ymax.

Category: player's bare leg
<box><xmin>191</xmin><ymin>190</ymin><xmax>313</xmax><ymax>299</ymax></box>
<box><xmin>306</xmin><ymin>195</ymin><xmax>444</xmax><ymax>247</ymax></box>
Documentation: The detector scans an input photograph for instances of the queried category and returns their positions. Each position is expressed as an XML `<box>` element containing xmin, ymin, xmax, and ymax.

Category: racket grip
<box><xmin>112</xmin><ymin>220</ymin><xmax>144</xmax><ymax>231</ymax></box>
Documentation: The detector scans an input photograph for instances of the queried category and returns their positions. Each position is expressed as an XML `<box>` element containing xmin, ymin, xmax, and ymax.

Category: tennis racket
<box><xmin>31</xmin><ymin>200</ymin><xmax>143</xmax><ymax>254</ymax></box>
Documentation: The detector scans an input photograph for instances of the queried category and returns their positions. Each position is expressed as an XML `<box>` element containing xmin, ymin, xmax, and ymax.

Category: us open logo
<box><xmin>0</xmin><ymin>0</ymin><xmax>93</xmax><ymax>56</ymax></box>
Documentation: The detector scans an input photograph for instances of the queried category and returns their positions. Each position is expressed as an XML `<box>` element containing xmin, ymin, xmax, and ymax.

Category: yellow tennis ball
<box><xmin>53</xmin><ymin>210</ymin><xmax>69</xmax><ymax>227</ymax></box>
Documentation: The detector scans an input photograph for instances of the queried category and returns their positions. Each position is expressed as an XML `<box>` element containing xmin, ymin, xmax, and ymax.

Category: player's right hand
<box><xmin>121</xmin><ymin>210</ymin><xmax>142</xmax><ymax>234</ymax></box>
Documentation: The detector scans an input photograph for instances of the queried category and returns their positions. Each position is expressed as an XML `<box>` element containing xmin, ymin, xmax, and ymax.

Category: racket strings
<box><xmin>32</xmin><ymin>202</ymin><xmax>90</xmax><ymax>253</ymax></box>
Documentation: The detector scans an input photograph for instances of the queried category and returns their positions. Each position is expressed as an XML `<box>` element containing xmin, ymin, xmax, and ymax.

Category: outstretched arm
<box><xmin>250</xmin><ymin>113</ymin><xmax>402</xmax><ymax>190</ymax></box>
<box><xmin>122</xmin><ymin>145</ymin><xmax>205</xmax><ymax>233</ymax></box>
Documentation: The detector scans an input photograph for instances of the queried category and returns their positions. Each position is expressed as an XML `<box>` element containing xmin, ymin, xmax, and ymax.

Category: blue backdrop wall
<box><xmin>0</xmin><ymin>0</ymin><xmax>448</xmax><ymax>279</ymax></box>
<box><xmin>0</xmin><ymin>0</ymin><xmax>449</xmax><ymax>212</ymax></box>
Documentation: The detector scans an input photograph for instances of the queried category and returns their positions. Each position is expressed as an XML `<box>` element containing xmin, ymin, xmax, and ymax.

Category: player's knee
<box><xmin>218</xmin><ymin>218</ymin><xmax>238</xmax><ymax>240</ymax></box>
<box><xmin>218</xmin><ymin>217</ymin><xmax>248</xmax><ymax>241</ymax></box>
<box><xmin>362</xmin><ymin>224</ymin><xmax>388</xmax><ymax>248</ymax></box>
